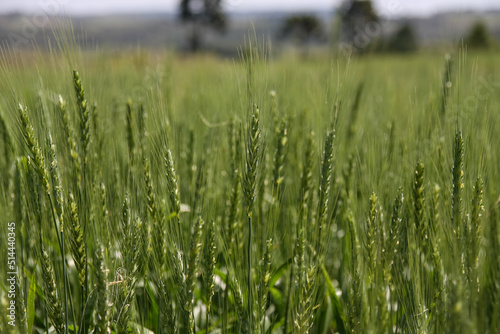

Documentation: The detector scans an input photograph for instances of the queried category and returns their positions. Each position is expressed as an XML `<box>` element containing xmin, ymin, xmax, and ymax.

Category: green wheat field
<box><xmin>0</xmin><ymin>36</ymin><xmax>499</xmax><ymax>334</ymax></box>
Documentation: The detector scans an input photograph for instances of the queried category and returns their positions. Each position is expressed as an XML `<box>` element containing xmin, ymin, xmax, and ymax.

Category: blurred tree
<box><xmin>339</xmin><ymin>0</ymin><xmax>379</xmax><ymax>53</ymax></box>
<box><xmin>464</xmin><ymin>22</ymin><xmax>491</xmax><ymax>49</ymax></box>
<box><xmin>386</xmin><ymin>22</ymin><xmax>418</xmax><ymax>53</ymax></box>
<box><xmin>279</xmin><ymin>15</ymin><xmax>325</xmax><ymax>49</ymax></box>
<box><xmin>179</xmin><ymin>0</ymin><xmax>226</xmax><ymax>52</ymax></box>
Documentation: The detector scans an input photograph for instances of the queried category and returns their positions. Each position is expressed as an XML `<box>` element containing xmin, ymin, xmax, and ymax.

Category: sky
<box><xmin>0</xmin><ymin>0</ymin><xmax>499</xmax><ymax>17</ymax></box>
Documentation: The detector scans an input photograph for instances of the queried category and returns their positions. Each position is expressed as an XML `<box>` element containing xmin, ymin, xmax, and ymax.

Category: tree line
<box><xmin>178</xmin><ymin>0</ymin><xmax>494</xmax><ymax>54</ymax></box>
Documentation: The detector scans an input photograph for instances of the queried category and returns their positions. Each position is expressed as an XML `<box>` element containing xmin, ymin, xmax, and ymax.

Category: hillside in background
<box><xmin>1</xmin><ymin>10</ymin><xmax>499</xmax><ymax>55</ymax></box>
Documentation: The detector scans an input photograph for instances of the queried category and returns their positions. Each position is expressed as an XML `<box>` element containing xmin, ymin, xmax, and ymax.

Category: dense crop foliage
<box><xmin>0</xmin><ymin>41</ymin><xmax>499</xmax><ymax>333</ymax></box>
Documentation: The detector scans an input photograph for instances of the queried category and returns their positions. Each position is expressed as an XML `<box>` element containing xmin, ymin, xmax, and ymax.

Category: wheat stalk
<box><xmin>73</xmin><ymin>70</ymin><xmax>90</xmax><ymax>163</ymax></box>
<box><xmin>93</xmin><ymin>247</ymin><xmax>110</xmax><ymax>334</ymax></box>
<box><xmin>57</xmin><ymin>95</ymin><xmax>81</xmax><ymax>186</ymax></box>
<box><xmin>18</xmin><ymin>104</ymin><xmax>50</xmax><ymax>196</ymax></box>
<box><xmin>243</xmin><ymin>104</ymin><xmax>261</xmax><ymax>332</ymax></box>
<box><xmin>164</xmin><ymin>147</ymin><xmax>182</xmax><ymax>242</ymax></box>
<box><xmin>0</xmin><ymin>108</ymin><xmax>13</xmax><ymax>167</ymax></box>
<box><xmin>40</xmin><ymin>246</ymin><xmax>65</xmax><ymax>334</ymax></box>
<box><xmin>441</xmin><ymin>55</ymin><xmax>453</xmax><ymax>115</ymax></box>
<box><xmin>48</xmin><ymin>134</ymin><xmax>64</xmax><ymax>222</ymax></box>
<box><xmin>295</xmin><ymin>264</ymin><xmax>316</xmax><ymax>334</ymax></box>
<box><xmin>272</xmin><ymin>117</ymin><xmax>287</xmax><ymax>198</ymax></box>
<box><xmin>315</xmin><ymin>129</ymin><xmax>335</xmax><ymax>260</ymax></box>
<box><xmin>14</xmin><ymin>276</ymin><xmax>27</xmax><ymax>332</ymax></box>
<box><xmin>126</xmin><ymin>99</ymin><xmax>136</xmax><ymax>162</ymax></box>
<box><xmin>468</xmin><ymin>176</ymin><xmax>483</xmax><ymax>276</ymax></box>
<box><xmin>157</xmin><ymin>279</ymin><xmax>176</xmax><ymax>334</ymax></box>
<box><xmin>68</xmin><ymin>192</ymin><xmax>86</xmax><ymax>287</ymax></box>
<box><xmin>451</xmin><ymin>131</ymin><xmax>464</xmax><ymax>241</ymax></box>
<box><xmin>204</xmin><ymin>219</ymin><xmax>216</xmax><ymax>331</ymax></box>
<box><xmin>413</xmin><ymin>161</ymin><xmax>429</xmax><ymax>254</ymax></box>
<box><xmin>365</xmin><ymin>192</ymin><xmax>378</xmax><ymax>284</ymax></box>
<box><xmin>257</xmin><ymin>238</ymin><xmax>272</xmax><ymax>334</ymax></box>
